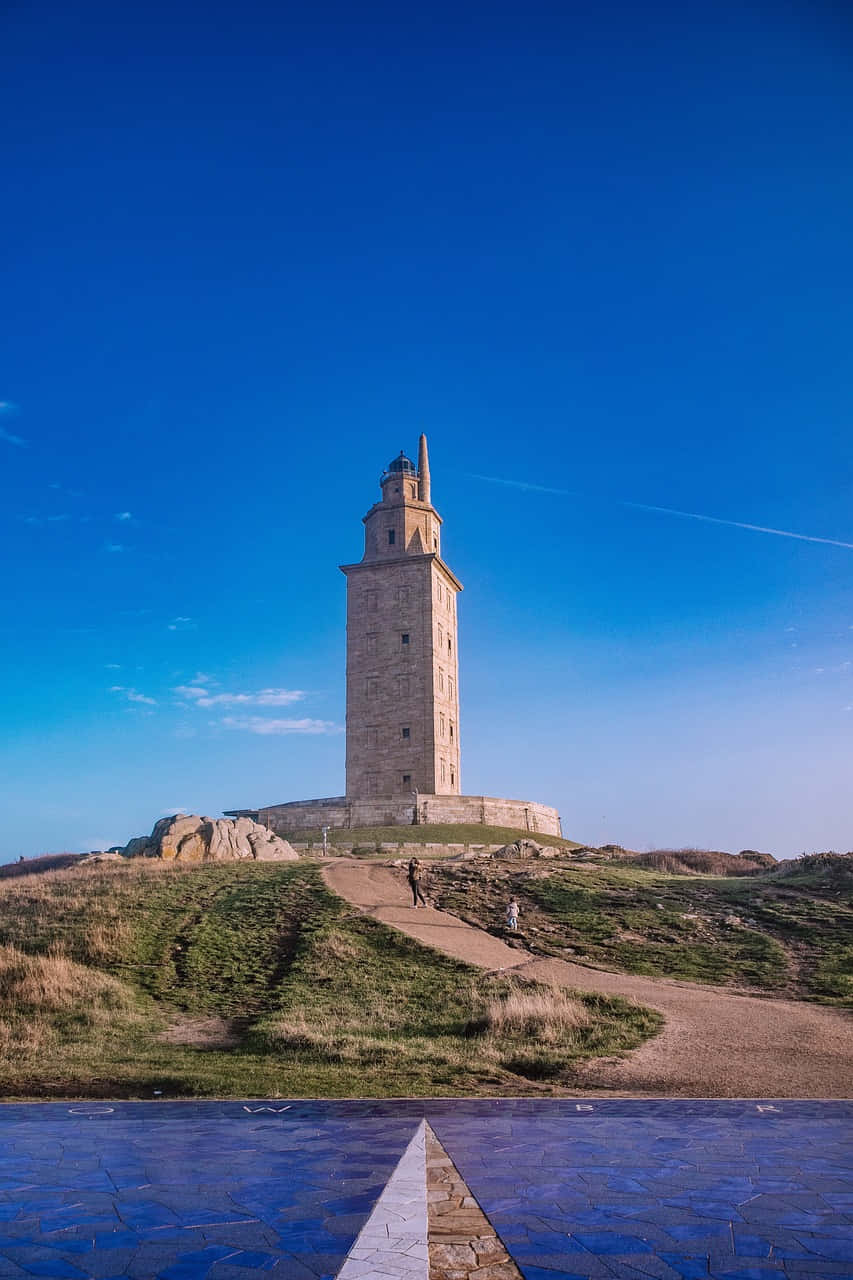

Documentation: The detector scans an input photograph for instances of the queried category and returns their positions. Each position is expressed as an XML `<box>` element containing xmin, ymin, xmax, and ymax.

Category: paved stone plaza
<box><xmin>0</xmin><ymin>1100</ymin><xmax>850</xmax><ymax>1280</ymax></box>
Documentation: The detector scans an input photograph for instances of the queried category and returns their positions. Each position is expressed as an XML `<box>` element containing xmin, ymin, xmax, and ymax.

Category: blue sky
<box><xmin>2</xmin><ymin>0</ymin><xmax>851</xmax><ymax>859</ymax></box>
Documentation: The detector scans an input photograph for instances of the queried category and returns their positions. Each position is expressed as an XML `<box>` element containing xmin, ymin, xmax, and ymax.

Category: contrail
<box><xmin>473</xmin><ymin>474</ymin><xmax>853</xmax><ymax>551</ymax></box>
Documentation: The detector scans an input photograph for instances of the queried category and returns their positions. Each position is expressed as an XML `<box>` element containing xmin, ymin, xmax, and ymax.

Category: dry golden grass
<box><xmin>628</xmin><ymin>848</ymin><xmax>775</xmax><ymax>876</ymax></box>
<box><xmin>473</xmin><ymin>988</ymin><xmax>590</xmax><ymax>1043</ymax></box>
<box><xmin>264</xmin><ymin>1013</ymin><xmax>398</xmax><ymax>1065</ymax></box>
<box><xmin>0</xmin><ymin>856</ymin><xmax>180</xmax><ymax>902</ymax></box>
<box><xmin>84</xmin><ymin>919</ymin><xmax>134</xmax><ymax>962</ymax></box>
<box><xmin>0</xmin><ymin>942</ymin><xmax>136</xmax><ymax>1013</ymax></box>
<box><xmin>0</xmin><ymin>941</ymin><xmax>149</xmax><ymax>1071</ymax></box>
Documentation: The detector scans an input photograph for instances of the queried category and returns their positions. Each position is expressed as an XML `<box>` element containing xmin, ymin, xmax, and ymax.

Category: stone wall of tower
<box><xmin>343</xmin><ymin>554</ymin><xmax>461</xmax><ymax>797</ymax></box>
<box><xmin>226</xmin><ymin>794</ymin><xmax>563</xmax><ymax>838</ymax></box>
<box><xmin>428</xmin><ymin>564</ymin><xmax>461</xmax><ymax>794</ymax></box>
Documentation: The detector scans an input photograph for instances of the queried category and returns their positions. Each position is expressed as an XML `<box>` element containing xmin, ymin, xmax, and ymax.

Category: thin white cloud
<box><xmin>221</xmin><ymin>715</ymin><xmax>340</xmax><ymax>735</ymax></box>
<box><xmin>109</xmin><ymin>685</ymin><xmax>157</xmax><ymax>706</ymax></box>
<box><xmin>21</xmin><ymin>513</ymin><xmax>71</xmax><ymax>526</ymax></box>
<box><xmin>474</xmin><ymin>474</ymin><xmax>853</xmax><ymax>551</ymax></box>
<box><xmin>116</xmin><ymin>511</ymin><xmax>132</xmax><ymax>521</ymax></box>
<box><xmin>174</xmin><ymin>685</ymin><xmax>306</xmax><ymax>708</ymax></box>
<box><xmin>158</xmin><ymin>807</ymin><xmax>188</xmax><ymax>817</ymax></box>
<box><xmin>167</xmin><ymin>617</ymin><xmax>195</xmax><ymax>631</ymax></box>
<box><xmin>105</xmin><ymin>663</ymin><xmax>122</xmax><ymax>670</ymax></box>
<box><xmin>0</xmin><ymin>402</ymin><xmax>26</xmax><ymax>448</ymax></box>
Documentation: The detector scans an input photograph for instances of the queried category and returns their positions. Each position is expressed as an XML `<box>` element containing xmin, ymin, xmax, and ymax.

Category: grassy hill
<box><xmin>285</xmin><ymin>823</ymin><xmax>583</xmax><ymax>852</ymax></box>
<box><xmin>427</xmin><ymin>856</ymin><xmax>853</xmax><ymax>1006</ymax></box>
<box><xmin>0</xmin><ymin>858</ymin><xmax>658</xmax><ymax>1099</ymax></box>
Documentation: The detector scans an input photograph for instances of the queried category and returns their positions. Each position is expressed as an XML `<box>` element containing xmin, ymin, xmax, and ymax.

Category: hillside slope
<box><xmin>324</xmin><ymin>859</ymin><xmax>853</xmax><ymax>1098</ymax></box>
<box><xmin>0</xmin><ymin>858</ymin><xmax>656</xmax><ymax>1099</ymax></box>
<box><xmin>425</xmin><ymin>857</ymin><xmax>853</xmax><ymax>1006</ymax></box>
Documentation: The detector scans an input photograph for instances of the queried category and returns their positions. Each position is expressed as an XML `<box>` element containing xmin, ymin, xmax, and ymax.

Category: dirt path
<box><xmin>323</xmin><ymin>859</ymin><xmax>853</xmax><ymax>1098</ymax></box>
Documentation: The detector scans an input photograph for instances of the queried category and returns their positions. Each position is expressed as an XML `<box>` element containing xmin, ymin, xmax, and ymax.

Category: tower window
<box><xmin>388</xmin><ymin>529</ymin><xmax>396</xmax><ymax>545</ymax></box>
<box><xmin>439</xmin><ymin>713</ymin><xmax>445</xmax><ymax>736</ymax></box>
<box><xmin>449</xmin><ymin>721</ymin><xmax>454</xmax><ymax>742</ymax></box>
<box><xmin>441</xmin><ymin>760</ymin><xmax>446</xmax><ymax>783</ymax></box>
<box><xmin>450</xmin><ymin>768</ymin><xmax>455</xmax><ymax>787</ymax></box>
<box><xmin>402</xmin><ymin>773</ymin><xmax>412</xmax><ymax>785</ymax></box>
<box><xmin>438</xmin><ymin>669</ymin><xmax>444</xmax><ymax>692</ymax></box>
<box><xmin>401</xmin><ymin>633</ymin><xmax>410</xmax><ymax>645</ymax></box>
<box><xmin>402</xmin><ymin>726</ymin><xmax>410</xmax><ymax>739</ymax></box>
<box><xmin>436</xmin><ymin>582</ymin><xmax>442</xmax><ymax>601</ymax></box>
<box><xmin>437</xmin><ymin>623</ymin><xmax>443</xmax><ymax>646</ymax></box>
<box><xmin>398</xmin><ymin>586</ymin><xmax>410</xmax><ymax>607</ymax></box>
<box><xmin>448</xmin><ymin>677</ymin><xmax>454</xmax><ymax>698</ymax></box>
<box><xmin>447</xmin><ymin>637</ymin><xmax>452</xmax><ymax>655</ymax></box>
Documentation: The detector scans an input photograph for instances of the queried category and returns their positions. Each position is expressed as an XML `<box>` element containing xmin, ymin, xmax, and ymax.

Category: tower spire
<box><xmin>417</xmin><ymin>433</ymin><xmax>431</xmax><ymax>504</ymax></box>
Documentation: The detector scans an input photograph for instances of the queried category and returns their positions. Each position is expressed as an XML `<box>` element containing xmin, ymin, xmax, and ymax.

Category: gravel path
<box><xmin>323</xmin><ymin>859</ymin><xmax>853</xmax><ymax>1098</ymax></box>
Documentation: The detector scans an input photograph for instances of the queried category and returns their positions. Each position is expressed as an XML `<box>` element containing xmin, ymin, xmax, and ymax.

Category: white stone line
<box><xmin>336</xmin><ymin>1120</ymin><xmax>428</xmax><ymax>1280</ymax></box>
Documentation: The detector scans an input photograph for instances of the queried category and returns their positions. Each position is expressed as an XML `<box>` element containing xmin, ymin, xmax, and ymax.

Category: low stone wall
<box><xmin>225</xmin><ymin>793</ymin><xmax>562</xmax><ymax>837</ymax></box>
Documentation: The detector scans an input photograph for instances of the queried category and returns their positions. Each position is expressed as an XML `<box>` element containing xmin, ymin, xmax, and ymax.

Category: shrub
<box><xmin>629</xmin><ymin>848</ymin><xmax>771</xmax><ymax>876</ymax></box>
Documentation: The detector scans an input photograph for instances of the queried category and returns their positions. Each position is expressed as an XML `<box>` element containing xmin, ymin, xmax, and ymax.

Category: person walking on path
<box><xmin>408</xmin><ymin>857</ymin><xmax>427</xmax><ymax>908</ymax></box>
<box><xmin>505</xmin><ymin>899</ymin><xmax>519</xmax><ymax>931</ymax></box>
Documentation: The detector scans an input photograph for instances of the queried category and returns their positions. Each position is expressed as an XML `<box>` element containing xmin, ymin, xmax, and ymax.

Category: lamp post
<box><xmin>321</xmin><ymin>825</ymin><xmax>329</xmax><ymax>857</ymax></box>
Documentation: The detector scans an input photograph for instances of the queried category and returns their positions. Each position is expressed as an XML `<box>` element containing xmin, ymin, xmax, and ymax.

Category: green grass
<box><xmin>428</xmin><ymin>860</ymin><xmax>853</xmax><ymax>1006</ymax></box>
<box><xmin>0</xmin><ymin>859</ymin><xmax>659</xmax><ymax>1098</ymax></box>
<box><xmin>286</xmin><ymin>823</ymin><xmax>582</xmax><ymax>853</ymax></box>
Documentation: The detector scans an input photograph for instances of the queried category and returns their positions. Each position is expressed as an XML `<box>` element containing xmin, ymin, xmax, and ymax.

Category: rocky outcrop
<box><xmin>120</xmin><ymin>814</ymin><xmax>298</xmax><ymax>863</ymax></box>
<box><xmin>491</xmin><ymin>838</ymin><xmax>560</xmax><ymax>859</ymax></box>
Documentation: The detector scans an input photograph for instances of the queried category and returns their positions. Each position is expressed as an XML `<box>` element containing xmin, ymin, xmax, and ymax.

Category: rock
<box><xmin>120</xmin><ymin>814</ymin><xmax>298</xmax><ymax>863</ymax></box>
<box><xmin>491</xmin><ymin>839</ymin><xmax>545</xmax><ymax>859</ymax></box>
<box><xmin>123</xmin><ymin>835</ymin><xmax>153</xmax><ymax>858</ymax></box>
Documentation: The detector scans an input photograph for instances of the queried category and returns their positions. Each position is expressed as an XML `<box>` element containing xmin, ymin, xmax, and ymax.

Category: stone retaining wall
<box><xmin>225</xmin><ymin>792</ymin><xmax>562</xmax><ymax>837</ymax></box>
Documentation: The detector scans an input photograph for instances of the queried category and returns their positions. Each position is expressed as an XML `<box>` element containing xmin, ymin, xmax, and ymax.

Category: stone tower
<box><xmin>340</xmin><ymin>436</ymin><xmax>463</xmax><ymax>799</ymax></box>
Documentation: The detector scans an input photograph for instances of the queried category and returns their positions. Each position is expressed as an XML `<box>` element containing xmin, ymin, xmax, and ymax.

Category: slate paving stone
<box><xmin>0</xmin><ymin>1101</ymin><xmax>851</xmax><ymax>1280</ymax></box>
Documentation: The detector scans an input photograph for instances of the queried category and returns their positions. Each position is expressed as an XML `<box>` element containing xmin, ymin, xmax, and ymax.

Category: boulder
<box><xmin>491</xmin><ymin>838</ymin><xmax>545</xmax><ymax>859</ymax></box>
<box><xmin>120</xmin><ymin>814</ymin><xmax>298</xmax><ymax>863</ymax></box>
